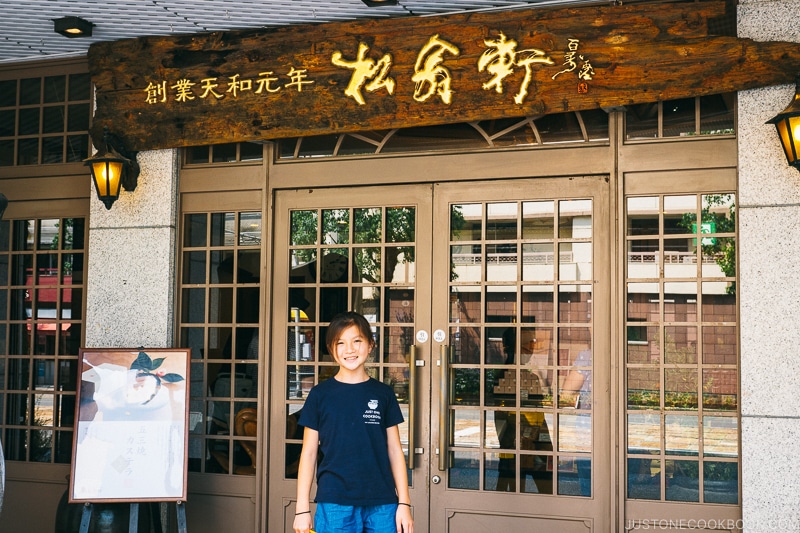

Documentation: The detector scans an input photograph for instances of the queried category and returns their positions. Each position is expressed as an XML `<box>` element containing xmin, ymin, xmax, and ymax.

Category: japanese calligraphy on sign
<box><xmin>141</xmin><ymin>33</ymin><xmax>586</xmax><ymax>108</ymax></box>
<box><xmin>552</xmin><ymin>38</ymin><xmax>595</xmax><ymax>81</ymax></box>
<box><xmin>331</xmin><ymin>43</ymin><xmax>395</xmax><ymax>104</ymax></box>
<box><xmin>147</xmin><ymin>69</ymin><xmax>314</xmax><ymax>105</ymax></box>
<box><xmin>87</xmin><ymin>0</ymin><xmax>800</xmax><ymax>152</ymax></box>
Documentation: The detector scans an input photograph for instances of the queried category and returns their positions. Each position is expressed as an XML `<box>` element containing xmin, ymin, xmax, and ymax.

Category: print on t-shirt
<box><xmin>363</xmin><ymin>399</ymin><xmax>382</xmax><ymax>425</ymax></box>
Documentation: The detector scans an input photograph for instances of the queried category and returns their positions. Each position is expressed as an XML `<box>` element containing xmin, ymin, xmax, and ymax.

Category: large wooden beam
<box><xmin>88</xmin><ymin>0</ymin><xmax>800</xmax><ymax>152</ymax></box>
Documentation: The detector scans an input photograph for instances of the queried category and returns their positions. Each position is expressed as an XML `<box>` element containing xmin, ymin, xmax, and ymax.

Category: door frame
<box><xmin>267</xmin><ymin>184</ymin><xmax>436</xmax><ymax>532</ymax></box>
<box><xmin>267</xmin><ymin>173</ymin><xmax>615</xmax><ymax>532</ymax></box>
<box><xmin>428</xmin><ymin>176</ymin><xmax>613</xmax><ymax>532</ymax></box>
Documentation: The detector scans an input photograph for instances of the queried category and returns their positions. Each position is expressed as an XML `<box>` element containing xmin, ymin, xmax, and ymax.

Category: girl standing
<box><xmin>293</xmin><ymin>311</ymin><xmax>414</xmax><ymax>533</ymax></box>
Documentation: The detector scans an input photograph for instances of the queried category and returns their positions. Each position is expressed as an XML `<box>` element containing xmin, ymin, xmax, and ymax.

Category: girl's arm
<box><xmin>387</xmin><ymin>424</ymin><xmax>414</xmax><ymax>533</ymax></box>
<box><xmin>293</xmin><ymin>427</ymin><xmax>319</xmax><ymax>533</ymax></box>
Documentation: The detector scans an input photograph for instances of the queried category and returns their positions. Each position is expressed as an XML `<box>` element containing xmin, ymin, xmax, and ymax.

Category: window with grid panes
<box><xmin>276</xmin><ymin>110</ymin><xmax>610</xmax><ymax>159</ymax></box>
<box><xmin>625</xmin><ymin>193</ymin><xmax>738</xmax><ymax>504</ymax></box>
<box><xmin>0</xmin><ymin>71</ymin><xmax>92</xmax><ymax>167</ymax></box>
<box><xmin>184</xmin><ymin>142</ymin><xmax>264</xmax><ymax>165</ymax></box>
<box><xmin>0</xmin><ymin>217</ymin><xmax>86</xmax><ymax>464</ymax></box>
<box><xmin>625</xmin><ymin>94</ymin><xmax>735</xmax><ymax>140</ymax></box>
<box><xmin>179</xmin><ymin>211</ymin><xmax>262</xmax><ymax>475</ymax></box>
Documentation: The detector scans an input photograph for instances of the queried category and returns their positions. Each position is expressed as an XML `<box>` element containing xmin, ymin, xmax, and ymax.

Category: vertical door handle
<box><xmin>407</xmin><ymin>345</ymin><xmax>417</xmax><ymax>470</ymax></box>
<box><xmin>438</xmin><ymin>344</ymin><xmax>450</xmax><ymax>472</ymax></box>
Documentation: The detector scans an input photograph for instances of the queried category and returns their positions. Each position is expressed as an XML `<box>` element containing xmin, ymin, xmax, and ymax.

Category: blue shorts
<box><xmin>314</xmin><ymin>502</ymin><xmax>398</xmax><ymax>533</ymax></box>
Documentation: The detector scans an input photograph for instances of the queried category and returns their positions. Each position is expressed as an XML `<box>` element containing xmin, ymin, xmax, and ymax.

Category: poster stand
<box><xmin>78</xmin><ymin>501</ymin><xmax>187</xmax><ymax>533</ymax></box>
<box><xmin>69</xmin><ymin>348</ymin><xmax>191</xmax><ymax>533</ymax></box>
<box><xmin>70</xmin><ymin>348</ymin><xmax>190</xmax><ymax>504</ymax></box>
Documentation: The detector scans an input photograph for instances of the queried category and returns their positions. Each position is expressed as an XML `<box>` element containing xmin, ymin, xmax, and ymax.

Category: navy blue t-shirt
<box><xmin>298</xmin><ymin>377</ymin><xmax>404</xmax><ymax>506</ymax></box>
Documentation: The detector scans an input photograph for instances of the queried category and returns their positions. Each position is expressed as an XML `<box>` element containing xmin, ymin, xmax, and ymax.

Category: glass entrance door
<box><xmin>429</xmin><ymin>178</ymin><xmax>610</xmax><ymax>532</ymax></box>
<box><xmin>269</xmin><ymin>184</ymin><xmax>434</xmax><ymax>532</ymax></box>
<box><xmin>269</xmin><ymin>176</ymin><xmax>610</xmax><ymax>532</ymax></box>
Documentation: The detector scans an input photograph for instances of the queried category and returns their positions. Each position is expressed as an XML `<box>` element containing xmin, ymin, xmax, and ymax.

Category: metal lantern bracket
<box><xmin>103</xmin><ymin>129</ymin><xmax>140</xmax><ymax>193</ymax></box>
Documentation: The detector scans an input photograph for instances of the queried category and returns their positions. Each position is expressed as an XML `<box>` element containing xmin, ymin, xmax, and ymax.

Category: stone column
<box><xmin>738</xmin><ymin>1</ymin><xmax>800</xmax><ymax>530</ymax></box>
<box><xmin>84</xmin><ymin>149</ymin><xmax>179</xmax><ymax>348</ymax></box>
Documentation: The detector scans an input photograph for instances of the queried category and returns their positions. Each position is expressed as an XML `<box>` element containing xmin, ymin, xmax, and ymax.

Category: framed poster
<box><xmin>69</xmin><ymin>348</ymin><xmax>190</xmax><ymax>503</ymax></box>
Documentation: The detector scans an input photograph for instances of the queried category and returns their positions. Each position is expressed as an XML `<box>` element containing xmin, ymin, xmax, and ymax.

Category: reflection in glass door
<box><xmin>430</xmin><ymin>177</ymin><xmax>610</xmax><ymax>533</ymax></box>
<box><xmin>445</xmin><ymin>198</ymin><xmax>594</xmax><ymax>496</ymax></box>
<box><xmin>624</xmin><ymin>192</ymin><xmax>739</xmax><ymax>514</ymax></box>
<box><xmin>271</xmin><ymin>178</ymin><xmax>610</xmax><ymax>533</ymax></box>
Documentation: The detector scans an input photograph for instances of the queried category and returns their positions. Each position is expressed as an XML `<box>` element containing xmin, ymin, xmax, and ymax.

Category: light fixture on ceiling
<box><xmin>53</xmin><ymin>16</ymin><xmax>94</xmax><ymax>38</ymax></box>
<box><xmin>767</xmin><ymin>79</ymin><xmax>800</xmax><ymax>172</ymax></box>
<box><xmin>84</xmin><ymin>128</ymin><xmax>139</xmax><ymax>210</ymax></box>
<box><xmin>361</xmin><ymin>0</ymin><xmax>398</xmax><ymax>6</ymax></box>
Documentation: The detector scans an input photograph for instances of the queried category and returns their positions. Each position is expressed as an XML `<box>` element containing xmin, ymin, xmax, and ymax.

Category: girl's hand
<box><xmin>293</xmin><ymin>512</ymin><xmax>313</xmax><ymax>533</ymax></box>
<box><xmin>396</xmin><ymin>503</ymin><xmax>414</xmax><ymax>533</ymax></box>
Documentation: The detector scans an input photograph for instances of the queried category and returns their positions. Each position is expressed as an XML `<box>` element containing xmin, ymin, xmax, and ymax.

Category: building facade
<box><xmin>0</xmin><ymin>1</ymin><xmax>798</xmax><ymax>532</ymax></box>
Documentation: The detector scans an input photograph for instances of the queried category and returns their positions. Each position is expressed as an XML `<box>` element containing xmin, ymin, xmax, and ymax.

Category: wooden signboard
<box><xmin>88</xmin><ymin>0</ymin><xmax>800</xmax><ymax>152</ymax></box>
<box><xmin>70</xmin><ymin>348</ymin><xmax>190</xmax><ymax>503</ymax></box>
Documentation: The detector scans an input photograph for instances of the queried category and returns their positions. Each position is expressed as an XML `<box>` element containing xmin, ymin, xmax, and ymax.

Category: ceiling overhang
<box><xmin>88</xmin><ymin>0</ymin><xmax>800</xmax><ymax>152</ymax></box>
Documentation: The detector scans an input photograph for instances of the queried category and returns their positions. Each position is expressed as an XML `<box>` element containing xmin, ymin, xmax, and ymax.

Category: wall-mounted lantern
<box><xmin>767</xmin><ymin>79</ymin><xmax>800</xmax><ymax>172</ymax></box>
<box><xmin>84</xmin><ymin>128</ymin><xmax>139</xmax><ymax>210</ymax></box>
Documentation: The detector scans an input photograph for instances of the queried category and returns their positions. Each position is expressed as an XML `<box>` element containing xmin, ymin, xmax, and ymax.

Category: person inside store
<box><xmin>293</xmin><ymin>311</ymin><xmax>413</xmax><ymax>533</ymax></box>
<box><xmin>560</xmin><ymin>348</ymin><xmax>592</xmax><ymax>497</ymax></box>
<box><xmin>494</xmin><ymin>328</ymin><xmax>553</xmax><ymax>493</ymax></box>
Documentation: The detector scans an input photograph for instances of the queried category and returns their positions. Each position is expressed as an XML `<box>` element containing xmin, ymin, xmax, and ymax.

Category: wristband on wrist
<box><xmin>295</xmin><ymin>510</ymin><xmax>311</xmax><ymax>515</ymax></box>
<box><xmin>398</xmin><ymin>502</ymin><xmax>411</xmax><ymax>507</ymax></box>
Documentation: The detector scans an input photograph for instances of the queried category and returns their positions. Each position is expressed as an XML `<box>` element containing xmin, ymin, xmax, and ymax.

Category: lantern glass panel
<box><xmin>92</xmin><ymin>160</ymin><xmax>123</xmax><ymax>196</ymax></box>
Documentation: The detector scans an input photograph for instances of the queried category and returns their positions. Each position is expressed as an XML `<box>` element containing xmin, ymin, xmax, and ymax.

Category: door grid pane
<box><xmin>178</xmin><ymin>211</ymin><xmax>262</xmax><ymax>475</ymax></box>
<box><xmin>284</xmin><ymin>206</ymin><xmax>417</xmax><ymax>479</ymax></box>
<box><xmin>448</xmin><ymin>198</ymin><xmax>593</xmax><ymax>496</ymax></box>
<box><xmin>625</xmin><ymin>193</ymin><xmax>738</xmax><ymax>504</ymax></box>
